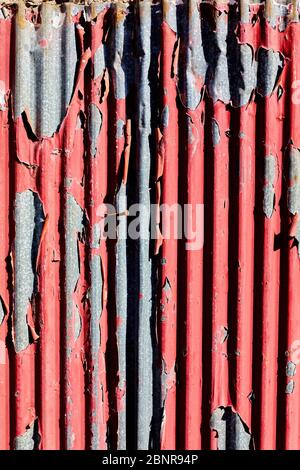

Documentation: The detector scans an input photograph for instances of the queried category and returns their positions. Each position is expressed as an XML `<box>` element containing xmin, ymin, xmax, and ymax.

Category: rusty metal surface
<box><xmin>0</xmin><ymin>0</ymin><xmax>300</xmax><ymax>450</ymax></box>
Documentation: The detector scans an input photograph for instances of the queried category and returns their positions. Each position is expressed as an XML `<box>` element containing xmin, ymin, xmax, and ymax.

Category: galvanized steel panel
<box><xmin>0</xmin><ymin>0</ymin><xmax>300</xmax><ymax>451</ymax></box>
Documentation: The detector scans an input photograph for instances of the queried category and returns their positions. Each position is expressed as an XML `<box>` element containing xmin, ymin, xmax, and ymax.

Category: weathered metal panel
<box><xmin>0</xmin><ymin>0</ymin><xmax>300</xmax><ymax>451</ymax></box>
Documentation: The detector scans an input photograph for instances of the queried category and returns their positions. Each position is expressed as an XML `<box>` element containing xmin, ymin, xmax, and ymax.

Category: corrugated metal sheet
<box><xmin>0</xmin><ymin>0</ymin><xmax>300</xmax><ymax>450</ymax></box>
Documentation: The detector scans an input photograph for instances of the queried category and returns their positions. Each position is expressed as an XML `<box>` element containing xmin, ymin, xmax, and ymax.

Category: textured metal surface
<box><xmin>1</xmin><ymin>0</ymin><xmax>300</xmax><ymax>451</ymax></box>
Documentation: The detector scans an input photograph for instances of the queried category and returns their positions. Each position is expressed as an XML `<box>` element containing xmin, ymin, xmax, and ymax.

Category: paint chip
<box><xmin>286</xmin><ymin>380</ymin><xmax>295</xmax><ymax>394</ymax></box>
<box><xmin>286</xmin><ymin>361</ymin><xmax>296</xmax><ymax>377</ymax></box>
<box><xmin>210</xmin><ymin>406</ymin><xmax>253</xmax><ymax>450</ymax></box>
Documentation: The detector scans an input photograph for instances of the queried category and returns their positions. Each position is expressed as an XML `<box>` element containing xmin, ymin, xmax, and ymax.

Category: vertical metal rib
<box><xmin>89</xmin><ymin>253</ymin><xmax>103</xmax><ymax>449</ymax></box>
<box><xmin>115</xmin><ymin>181</ymin><xmax>127</xmax><ymax>449</ymax></box>
<box><xmin>111</xmin><ymin>4</ymin><xmax>129</xmax><ymax>449</ymax></box>
<box><xmin>136</xmin><ymin>0</ymin><xmax>153</xmax><ymax>450</ymax></box>
<box><xmin>14</xmin><ymin>190</ymin><xmax>44</xmax><ymax>353</ymax></box>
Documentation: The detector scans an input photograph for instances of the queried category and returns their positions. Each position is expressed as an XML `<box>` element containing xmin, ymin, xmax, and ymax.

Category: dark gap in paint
<box><xmin>21</xmin><ymin>111</ymin><xmax>38</xmax><ymax>142</ymax></box>
<box><xmin>105</xmin><ymin>38</ymin><xmax>119</xmax><ymax>452</ymax></box>
<box><xmin>148</xmin><ymin>1</ymin><xmax>161</xmax><ymax>451</ymax></box>
<box><xmin>276</xmin><ymin>58</ymin><xmax>292</xmax><ymax>450</ymax></box>
<box><xmin>201</xmin><ymin>94</ymin><xmax>214</xmax><ymax>450</ymax></box>
<box><xmin>33</xmin><ymin>418</ymin><xmax>41</xmax><ymax>450</ymax></box>
<box><xmin>82</xmin><ymin>18</ymin><xmax>93</xmax><ymax>451</ymax></box>
<box><xmin>175</xmin><ymin>1</ymin><xmax>187</xmax><ymax>450</ymax></box>
<box><xmin>227</xmin><ymin>103</ymin><xmax>239</xmax><ymax>420</ymax></box>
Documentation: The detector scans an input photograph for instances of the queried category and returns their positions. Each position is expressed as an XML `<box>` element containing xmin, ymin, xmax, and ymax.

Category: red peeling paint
<box><xmin>158</xmin><ymin>19</ymin><xmax>178</xmax><ymax>450</ymax></box>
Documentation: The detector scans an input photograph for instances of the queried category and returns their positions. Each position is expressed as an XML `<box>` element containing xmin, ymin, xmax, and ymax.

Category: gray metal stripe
<box><xmin>14</xmin><ymin>4</ymin><xmax>77</xmax><ymax>137</ymax></box>
<box><xmin>136</xmin><ymin>0</ymin><xmax>153</xmax><ymax>450</ymax></box>
<box><xmin>116</xmin><ymin>182</ymin><xmax>127</xmax><ymax>449</ymax></box>
<box><xmin>14</xmin><ymin>190</ymin><xmax>44</xmax><ymax>353</ymax></box>
<box><xmin>89</xmin><ymin>254</ymin><xmax>103</xmax><ymax>450</ymax></box>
